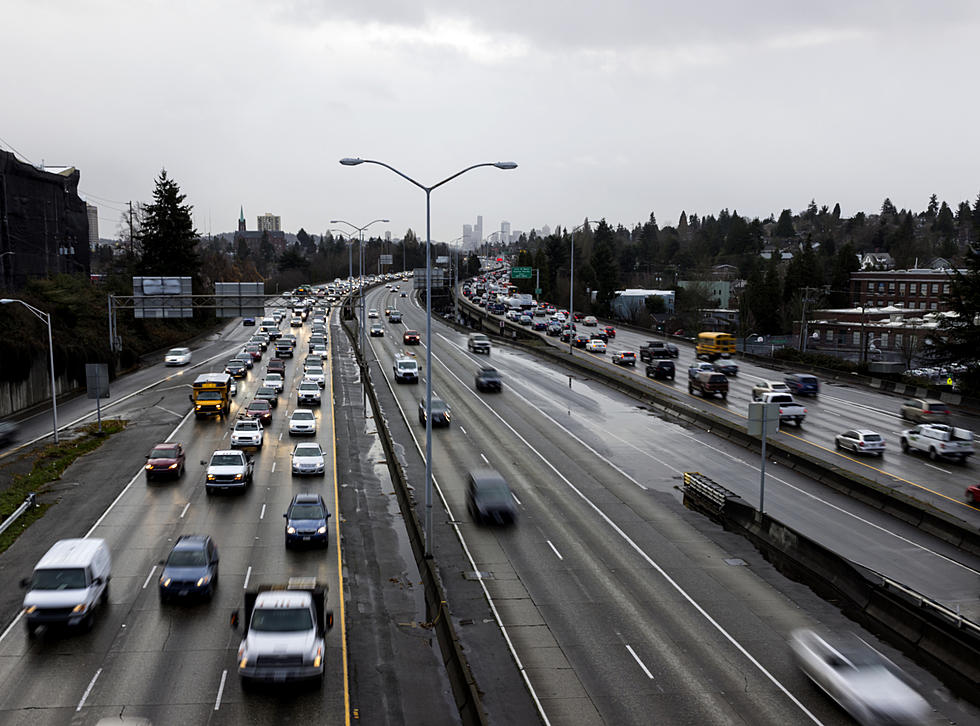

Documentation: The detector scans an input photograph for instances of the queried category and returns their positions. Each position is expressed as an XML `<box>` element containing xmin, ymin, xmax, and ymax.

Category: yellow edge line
<box><xmin>327</xmin><ymin>311</ymin><xmax>351</xmax><ymax>725</ymax></box>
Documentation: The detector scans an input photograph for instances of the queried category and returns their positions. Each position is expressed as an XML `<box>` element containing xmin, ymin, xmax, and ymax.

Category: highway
<box><xmin>362</xmin><ymin>283</ymin><xmax>980</xmax><ymax>725</ymax></box>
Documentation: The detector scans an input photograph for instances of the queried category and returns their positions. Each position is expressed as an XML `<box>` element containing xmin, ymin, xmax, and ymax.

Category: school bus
<box><xmin>696</xmin><ymin>332</ymin><xmax>736</xmax><ymax>361</ymax></box>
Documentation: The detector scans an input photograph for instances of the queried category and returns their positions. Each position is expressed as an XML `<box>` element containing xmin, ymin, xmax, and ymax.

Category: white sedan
<box><xmin>288</xmin><ymin>409</ymin><xmax>317</xmax><ymax>436</ymax></box>
<box><xmin>291</xmin><ymin>442</ymin><xmax>325</xmax><ymax>476</ymax></box>
<box><xmin>164</xmin><ymin>347</ymin><xmax>192</xmax><ymax>366</ymax></box>
<box><xmin>585</xmin><ymin>339</ymin><xmax>606</xmax><ymax>353</ymax></box>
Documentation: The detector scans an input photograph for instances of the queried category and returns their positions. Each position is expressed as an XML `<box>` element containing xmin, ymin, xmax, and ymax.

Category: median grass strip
<box><xmin>0</xmin><ymin>420</ymin><xmax>127</xmax><ymax>554</ymax></box>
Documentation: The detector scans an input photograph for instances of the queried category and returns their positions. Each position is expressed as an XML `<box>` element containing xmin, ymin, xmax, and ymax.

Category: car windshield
<box><xmin>249</xmin><ymin>401</ymin><xmax>270</xmax><ymax>411</ymax></box>
<box><xmin>290</xmin><ymin>504</ymin><xmax>325</xmax><ymax>519</ymax></box>
<box><xmin>293</xmin><ymin>411</ymin><xmax>315</xmax><ymax>421</ymax></box>
<box><xmin>167</xmin><ymin>349</ymin><xmax>186</xmax><ymax>356</ymax></box>
<box><xmin>927</xmin><ymin>403</ymin><xmax>947</xmax><ymax>412</ymax></box>
<box><xmin>150</xmin><ymin>446</ymin><xmax>178</xmax><ymax>458</ymax></box>
<box><xmin>307</xmin><ymin>368</ymin><xmax>323</xmax><ymax>375</ymax></box>
<box><xmin>250</xmin><ymin>607</ymin><xmax>314</xmax><ymax>632</ymax></box>
<box><xmin>236</xmin><ymin>421</ymin><xmax>259</xmax><ymax>431</ymax></box>
<box><xmin>295</xmin><ymin>445</ymin><xmax>322</xmax><ymax>457</ymax></box>
<box><xmin>167</xmin><ymin>549</ymin><xmax>207</xmax><ymax>567</ymax></box>
<box><xmin>299</xmin><ymin>383</ymin><xmax>318</xmax><ymax>391</ymax></box>
<box><xmin>211</xmin><ymin>454</ymin><xmax>243</xmax><ymax>466</ymax></box>
<box><xmin>477</xmin><ymin>482</ymin><xmax>512</xmax><ymax>503</ymax></box>
<box><xmin>257</xmin><ymin>388</ymin><xmax>275</xmax><ymax>396</ymax></box>
<box><xmin>31</xmin><ymin>567</ymin><xmax>87</xmax><ymax>590</ymax></box>
<box><xmin>863</xmin><ymin>434</ymin><xmax>882</xmax><ymax>442</ymax></box>
<box><xmin>398</xmin><ymin>362</ymin><xmax>416</xmax><ymax>370</ymax></box>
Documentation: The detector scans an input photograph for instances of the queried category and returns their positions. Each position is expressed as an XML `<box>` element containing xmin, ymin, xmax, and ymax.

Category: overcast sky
<box><xmin>3</xmin><ymin>1</ymin><xmax>979</xmax><ymax>245</ymax></box>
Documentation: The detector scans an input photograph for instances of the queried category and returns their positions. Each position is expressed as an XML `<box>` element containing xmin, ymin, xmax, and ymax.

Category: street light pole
<box><xmin>567</xmin><ymin>220</ymin><xmax>599</xmax><ymax>355</ymax></box>
<box><xmin>1</xmin><ymin>298</ymin><xmax>58</xmax><ymax>443</ymax></box>
<box><xmin>340</xmin><ymin>157</ymin><xmax>517</xmax><ymax>558</ymax></box>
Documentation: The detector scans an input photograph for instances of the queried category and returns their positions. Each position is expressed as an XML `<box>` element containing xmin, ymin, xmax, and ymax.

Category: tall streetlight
<box><xmin>1</xmin><ymin>298</ymin><xmax>58</xmax><ymax>443</ymax></box>
<box><xmin>566</xmin><ymin>219</ymin><xmax>600</xmax><ymax>355</ymax></box>
<box><xmin>331</xmin><ymin>218</ymin><xmax>389</xmax><ymax>417</ymax></box>
<box><xmin>340</xmin><ymin>157</ymin><xmax>517</xmax><ymax>558</ymax></box>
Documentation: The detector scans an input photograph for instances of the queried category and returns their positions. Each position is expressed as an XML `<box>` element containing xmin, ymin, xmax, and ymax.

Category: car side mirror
<box><xmin>283</xmin><ymin>513</ymin><xmax>288</xmax><ymax>519</ymax></box>
<box><xmin>200</xmin><ymin>460</ymin><xmax>207</xmax><ymax>466</ymax></box>
<box><xmin>93</xmin><ymin>577</ymin><xmax>103</xmax><ymax>586</ymax></box>
<box><xmin>188</xmin><ymin>394</ymin><xmax>193</xmax><ymax>402</ymax></box>
<box><xmin>157</xmin><ymin>559</ymin><xmax>165</xmax><ymax>565</ymax></box>
<box><xmin>325</xmin><ymin>609</ymin><xmax>334</xmax><ymax>631</ymax></box>
<box><xmin>230</xmin><ymin>610</ymin><xmax>240</xmax><ymax>629</ymax></box>
<box><xmin>20</xmin><ymin>577</ymin><xmax>30</xmax><ymax>589</ymax></box>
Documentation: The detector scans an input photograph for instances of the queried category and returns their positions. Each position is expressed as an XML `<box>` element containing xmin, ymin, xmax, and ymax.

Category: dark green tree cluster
<box><xmin>137</xmin><ymin>169</ymin><xmax>199</xmax><ymax>283</ymax></box>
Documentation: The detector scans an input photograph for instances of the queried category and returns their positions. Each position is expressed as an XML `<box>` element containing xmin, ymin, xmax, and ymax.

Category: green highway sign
<box><xmin>535</xmin><ymin>288</ymin><xmax>542</xmax><ymax>295</ymax></box>
<box><xmin>510</xmin><ymin>266</ymin><xmax>532</xmax><ymax>279</ymax></box>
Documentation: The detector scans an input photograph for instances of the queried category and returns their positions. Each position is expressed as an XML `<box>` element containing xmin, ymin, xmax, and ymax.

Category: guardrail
<box><xmin>0</xmin><ymin>493</ymin><xmax>37</xmax><ymax>538</ymax></box>
<box><xmin>682</xmin><ymin>472</ymin><xmax>736</xmax><ymax>511</ymax></box>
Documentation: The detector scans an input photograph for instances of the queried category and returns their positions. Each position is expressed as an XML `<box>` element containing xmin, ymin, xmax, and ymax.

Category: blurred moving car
<box><xmin>611</xmin><ymin>351</ymin><xmax>636</xmax><ymax>367</ymax></box>
<box><xmin>603</xmin><ymin>326</ymin><xmax>616</xmax><ymax>339</ymax></box>
<box><xmin>144</xmin><ymin>442</ymin><xmax>186</xmax><ymax>481</ymax></box>
<box><xmin>475</xmin><ymin>366</ymin><xmax>502</xmax><ymax>392</ymax></box>
<box><xmin>712</xmin><ymin>359</ymin><xmax>739</xmax><ymax>376</ymax></box>
<box><xmin>784</xmin><ymin>373</ymin><xmax>820</xmax><ymax>396</ymax></box>
<box><xmin>967</xmin><ymin>483</ymin><xmax>980</xmax><ymax>504</ymax></box>
<box><xmin>585</xmin><ymin>339</ymin><xmax>606</xmax><ymax>353</ymax></box>
<box><xmin>467</xmin><ymin>469</ymin><xmax>517</xmax><ymax>525</ymax></box>
<box><xmin>0</xmin><ymin>420</ymin><xmax>19</xmax><ymax>448</ymax></box>
<box><xmin>242</xmin><ymin>317</ymin><xmax>255</xmax><ymax>326</ymax></box>
<box><xmin>789</xmin><ymin>629</ymin><xmax>930</xmax><ymax>725</ymax></box>
<box><xmin>165</xmin><ymin>347</ymin><xmax>192</xmax><ymax>366</ymax></box>
<box><xmin>751</xmin><ymin>380</ymin><xmax>791</xmax><ymax>400</ymax></box>
<box><xmin>646</xmin><ymin>360</ymin><xmax>675</xmax><ymax>381</ymax></box>
<box><xmin>835</xmin><ymin>429</ymin><xmax>885</xmax><ymax>456</ymax></box>
<box><xmin>581</xmin><ymin>315</ymin><xmax>596</xmax><ymax>326</ymax></box>
<box><xmin>290</xmin><ymin>443</ymin><xmax>326</xmax><ymax>477</ymax></box>
<box><xmin>284</xmin><ymin>493</ymin><xmax>331</xmax><ymax>547</ymax></box>
<box><xmin>418</xmin><ymin>397</ymin><xmax>452</xmax><ymax>427</ymax></box>
<box><xmin>899</xmin><ymin>398</ymin><xmax>950</xmax><ymax>424</ymax></box>
<box><xmin>158</xmin><ymin>534</ymin><xmax>219</xmax><ymax>603</ymax></box>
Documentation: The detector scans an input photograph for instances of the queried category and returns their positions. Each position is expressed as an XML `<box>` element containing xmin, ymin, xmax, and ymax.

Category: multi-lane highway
<box><xmin>361</xmin><ymin>283</ymin><xmax>980</xmax><ymax>725</ymax></box>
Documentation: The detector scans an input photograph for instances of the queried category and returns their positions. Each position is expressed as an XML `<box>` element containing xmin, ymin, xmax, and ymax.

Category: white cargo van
<box><xmin>21</xmin><ymin>538</ymin><xmax>111</xmax><ymax>635</ymax></box>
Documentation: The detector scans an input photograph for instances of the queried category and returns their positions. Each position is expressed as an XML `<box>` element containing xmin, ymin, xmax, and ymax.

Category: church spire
<box><xmin>238</xmin><ymin>206</ymin><xmax>246</xmax><ymax>232</ymax></box>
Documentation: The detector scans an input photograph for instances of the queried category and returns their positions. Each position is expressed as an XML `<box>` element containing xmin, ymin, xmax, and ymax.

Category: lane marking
<box><xmin>142</xmin><ymin>565</ymin><xmax>157</xmax><ymax>590</ymax></box>
<box><xmin>480</xmin><ymin>453</ymin><xmax>489</xmax><ymax>464</ymax></box>
<box><xmin>76</xmin><ymin>668</ymin><xmax>102</xmax><ymax>712</ymax></box>
<box><xmin>547</xmin><ymin>540</ymin><xmax>563</xmax><ymax>560</ymax></box>
<box><xmin>259</xmin><ymin>503</ymin><xmax>266</xmax><ymax>520</ymax></box>
<box><xmin>925</xmin><ymin>463</ymin><xmax>953</xmax><ymax>474</ymax></box>
<box><xmin>179</xmin><ymin>502</ymin><xmax>190</xmax><ymax>519</ymax></box>
<box><xmin>626</xmin><ymin>644</ymin><xmax>654</xmax><ymax>679</ymax></box>
<box><xmin>214</xmin><ymin>669</ymin><xmax>227</xmax><ymax>710</ymax></box>
<box><xmin>512</xmin><ymin>493</ymin><xmax>522</xmax><ymax>506</ymax></box>
<box><xmin>271</xmin><ymin>462</ymin><xmax>276</xmax><ymax>473</ymax></box>
<box><xmin>459</xmin><ymin>426</ymin><xmax>467</xmax><ymax>435</ymax></box>
<box><xmin>243</xmin><ymin>566</ymin><xmax>252</xmax><ymax>590</ymax></box>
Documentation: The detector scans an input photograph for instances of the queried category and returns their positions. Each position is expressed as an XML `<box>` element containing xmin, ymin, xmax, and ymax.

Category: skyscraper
<box><xmin>257</xmin><ymin>213</ymin><xmax>281</xmax><ymax>232</ymax></box>
<box><xmin>86</xmin><ymin>204</ymin><xmax>98</xmax><ymax>247</ymax></box>
<box><xmin>500</xmin><ymin>221</ymin><xmax>511</xmax><ymax>244</ymax></box>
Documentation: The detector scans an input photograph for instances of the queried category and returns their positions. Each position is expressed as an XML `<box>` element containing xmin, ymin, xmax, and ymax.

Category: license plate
<box><xmin>302</xmin><ymin>536</ymin><xmax>310</xmax><ymax>541</ymax></box>
<box><xmin>179</xmin><ymin>590</ymin><xmax>188</xmax><ymax>596</ymax></box>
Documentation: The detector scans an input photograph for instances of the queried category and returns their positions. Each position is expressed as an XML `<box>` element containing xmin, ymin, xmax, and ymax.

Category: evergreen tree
<box><xmin>235</xmin><ymin>238</ymin><xmax>250</xmax><ymax>262</ymax></box>
<box><xmin>925</xmin><ymin>245</ymin><xmax>980</xmax><ymax>394</ymax></box>
<box><xmin>774</xmin><ymin>209</ymin><xmax>795</xmax><ymax>238</ymax></box>
<box><xmin>934</xmin><ymin>201</ymin><xmax>956</xmax><ymax>238</ymax></box>
<box><xmin>832</xmin><ymin>202</ymin><xmax>841</xmax><ymax>221</ymax></box>
<box><xmin>880</xmin><ymin>198</ymin><xmax>898</xmax><ymax>219</ymax></box>
<box><xmin>137</xmin><ymin>169</ymin><xmax>199</xmax><ymax>279</ymax></box>
<box><xmin>588</xmin><ymin>221</ymin><xmax>619</xmax><ymax>314</ymax></box>
<box><xmin>926</xmin><ymin>194</ymin><xmax>939</xmax><ymax>220</ymax></box>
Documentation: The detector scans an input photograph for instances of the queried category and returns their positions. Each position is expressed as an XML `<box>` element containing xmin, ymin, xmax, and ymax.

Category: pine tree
<box><xmin>926</xmin><ymin>194</ymin><xmax>939</xmax><ymax>220</ymax></box>
<box><xmin>934</xmin><ymin>201</ymin><xmax>956</xmax><ymax>238</ymax></box>
<box><xmin>774</xmin><ymin>209</ymin><xmax>795</xmax><ymax>238</ymax></box>
<box><xmin>925</xmin><ymin>245</ymin><xmax>980</xmax><ymax>394</ymax></box>
<box><xmin>137</xmin><ymin>169</ymin><xmax>199</xmax><ymax>279</ymax></box>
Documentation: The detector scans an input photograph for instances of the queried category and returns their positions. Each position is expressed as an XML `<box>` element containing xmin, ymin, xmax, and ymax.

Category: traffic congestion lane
<box><xmin>369</xmin><ymin>291</ymin><xmax>858</xmax><ymax>725</ymax></box>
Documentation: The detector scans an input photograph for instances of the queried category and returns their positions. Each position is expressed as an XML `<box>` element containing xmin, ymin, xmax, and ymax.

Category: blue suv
<box><xmin>159</xmin><ymin>534</ymin><xmax>219</xmax><ymax>602</ymax></box>
<box><xmin>784</xmin><ymin>373</ymin><xmax>819</xmax><ymax>396</ymax></box>
<box><xmin>284</xmin><ymin>494</ymin><xmax>331</xmax><ymax>549</ymax></box>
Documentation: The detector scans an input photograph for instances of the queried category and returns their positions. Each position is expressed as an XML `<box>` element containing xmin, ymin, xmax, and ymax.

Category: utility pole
<box><xmin>128</xmin><ymin>201</ymin><xmax>135</xmax><ymax>259</ymax></box>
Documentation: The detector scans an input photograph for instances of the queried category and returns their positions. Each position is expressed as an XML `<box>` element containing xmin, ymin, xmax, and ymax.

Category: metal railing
<box><xmin>683</xmin><ymin>472</ymin><xmax>737</xmax><ymax>510</ymax></box>
<box><xmin>0</xmin><ymin>493</ymin><xmax>37</xmax><ymax>537</ymax></box>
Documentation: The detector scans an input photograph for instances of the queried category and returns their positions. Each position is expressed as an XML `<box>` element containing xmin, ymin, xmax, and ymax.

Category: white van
<box><xmin>22</xmin><ymin>538</ymin><xmax>111</xmax><ymax>635</ymax></box>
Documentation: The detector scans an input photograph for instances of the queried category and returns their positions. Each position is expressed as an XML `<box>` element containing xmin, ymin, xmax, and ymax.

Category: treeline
<box><xmin>501</xmin><ymin>193</ymin><xmax>980</xmax><ymax>335</ymax></box>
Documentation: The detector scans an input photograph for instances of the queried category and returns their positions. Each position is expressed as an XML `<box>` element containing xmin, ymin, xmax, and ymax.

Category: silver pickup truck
<box><xmin>900</xmin><ymin>424</ymin><xmax>974</xmax><ymax>462</ymax></box>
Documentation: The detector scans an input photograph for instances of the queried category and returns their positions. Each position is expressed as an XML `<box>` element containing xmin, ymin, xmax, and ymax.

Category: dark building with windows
<box><xmin>0</xmin><ymin>150</ymin><xmax>90</xmax><ymax>288</ymax></box>
<box><xmin>849</xmin><ymin>268</ymin><xmax>955</xmax><ymax>312</ymax></box>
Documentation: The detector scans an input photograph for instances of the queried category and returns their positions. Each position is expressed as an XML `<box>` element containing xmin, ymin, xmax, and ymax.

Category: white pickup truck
<box><xmin>759</xmin><ymin>392</ymin><xmax>807</xmax><ymax>427</ymax></box>
<box><xmin>900</xmin><ymin>424</ymin><xmax>974</xmax><ymax>462</ymax></box>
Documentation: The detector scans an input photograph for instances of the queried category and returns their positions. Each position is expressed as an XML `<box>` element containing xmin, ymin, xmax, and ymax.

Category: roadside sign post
<box><xmin>747</xmin><ymin>402</ymin><xmax>779</xmax><ymax>513</ymax></box>
<box><xmin>509</xmin><ymin>266</ymin><xmax>532</xmax><ymax>279</ymax></box>
<box><xmin>85</xmin><ymin>363</ymin><xmax>110</xmax><ymax>433</ymax></box>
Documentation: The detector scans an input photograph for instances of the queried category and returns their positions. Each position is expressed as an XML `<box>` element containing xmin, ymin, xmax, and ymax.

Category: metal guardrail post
<box><xmin>0</xmin><ymin>492</ymin><xmax>38</xmax><ymax>537</ymax></box>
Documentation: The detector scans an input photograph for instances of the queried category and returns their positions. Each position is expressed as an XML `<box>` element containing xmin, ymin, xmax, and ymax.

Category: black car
<box><xmin>475</xmin><ymin>367</ymin><xmax>502</xmax><ymax>392</ymax></box>
<box><xmin>274</xmin><ymin>341</ymin><xmax>293</xmax><ymax>358</ymax></box>
<box><xmin>159</xmin><ymin>534</ymin><xmax>219</xmax><ymax>602</ymax></box>
<box><xmin>254</xmin><ymin>386</ymin><xmax>279</xmax><ymax>408</ymax></box>
<box><xmin>284</xmin><ymin>493</ymin><xmax>331</xmax><ymax>549</ymax></box>
<box><xmin>712</xmin><ymin>360</ymin><xmax>739</xmax><ymax>376</ymax></box>
<box><xmin>646</xmin><ymin>359</ymin><xmax>675</xmax><ymax>380</ymax></box>
<box><xmin>573</xmin><ymin>333</ymin><xmax>591</xmax><ymax>348</ymax></box>
<box><xmin>590</xmin><ymin>331</ymin><xmax>608</xmax><ymax>343</ymax></box>
<box><xmin>418</xmin><ymin>397</ymin><xmax>452</xmax><ymax>427</ymax></box>
<box><xmin>467</xmin><ymin>469</ymin><xmax>517</xmax><ymax>525</ymax></box>
<box><xmin>224</xmin><ymin>360</ymin><xmax>248</xmax><ymax>378</ymax></box>
<box><xmin>546</xmin><ymin>323</ymin><xmax>562</xmax><ymax>337</ymax></box>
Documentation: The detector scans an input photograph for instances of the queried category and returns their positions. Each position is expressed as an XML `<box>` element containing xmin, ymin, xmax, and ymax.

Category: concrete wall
<box><xmin>0</xmin><ymin>357</ymin><xmax>77</xmax><ymax>420</ymax></box>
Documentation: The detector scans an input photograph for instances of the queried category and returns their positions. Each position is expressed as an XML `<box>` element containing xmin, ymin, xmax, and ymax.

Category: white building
<box><xmin>86</xmin><ymin>204</ymin><xmax>98</xmax><ymax>247</ymax></box>
<box><xmin>257</xmin><ymin>213</ymin><xmax>281</xmax><ymax>232</ymax></box>
<box><xmin>500</xmin><ymin>221</ymin><xmax>511</xmax><ymax>244</ymax></box>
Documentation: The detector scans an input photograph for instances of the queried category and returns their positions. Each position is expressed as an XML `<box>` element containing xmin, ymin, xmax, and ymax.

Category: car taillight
<box><xmin>858</xmin><ymin>441</ymin><xmax>864</xmax><ymax>447</ymax></box>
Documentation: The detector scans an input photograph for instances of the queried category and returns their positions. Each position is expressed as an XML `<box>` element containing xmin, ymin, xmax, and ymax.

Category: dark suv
<box><xmin>784</xmin><ymin>373</ymin><xmax>819</xmax><ymax>396</ymax></box>
<box><xmin>689</xmin><ymin>371</ymin><xmax>729</xmax><ymax>399</ymax></box>
<box><xmin>467</xmin><ymin>469</ymin><xmax>517</xmax><ymax>526</ymax></box>
<box><xmin>284</xmin><ymin>493</ymin><xmax>331</xmax><ymax>549</ymax></box>
<box><xmin>646</xmin><ymin>359</ymin><xmax>675</xmax><ymax>381</ymax></box>
<box><xmin>475</xmin><ymin>367</ymin><xmax>502</xmax><ymax>392</ymax></box>
<box><xmin>159</xmin><ymin>534</ymin><xmax>219</xmax><ymax>602</ymax></box>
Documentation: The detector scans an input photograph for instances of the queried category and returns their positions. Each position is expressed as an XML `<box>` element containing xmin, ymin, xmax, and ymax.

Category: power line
<box><xmin>0</xmin><ymin>135</ymin><xmax>35</xmax><ymax>165</ymax></box>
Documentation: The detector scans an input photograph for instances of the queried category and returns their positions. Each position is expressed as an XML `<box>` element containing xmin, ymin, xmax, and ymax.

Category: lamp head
<box><xmin>494</xmin><ymin>161</ymin><xmax>518</xmax><ymax>170</ymax></box>
<box><xmin>0</xmin><ymin>299</ymin><xmax>12</xmax><ymax>304</ymax></box>
<box><xmin>339</xmin><ymin>158</ymin><xmax>363</xmax><ymax>166</ymax></box>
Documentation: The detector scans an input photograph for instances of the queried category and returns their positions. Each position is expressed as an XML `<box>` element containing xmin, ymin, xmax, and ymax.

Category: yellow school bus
<box><xmin>696</xmin><ymin>332</ymin><xmax>735</xmax><ymax>360</ymax></box>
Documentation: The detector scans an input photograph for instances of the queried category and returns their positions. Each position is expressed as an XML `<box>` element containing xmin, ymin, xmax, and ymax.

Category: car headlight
<box><xmin>72</xmin><ymin>603</ymin><xmax>88</xmax><ymax>614</ymax></box>
<box><xmin>286</xmin><ymin>526</ymin><xmax>297</xmax><ymax>534</ymax></box>
<box><xmin>313</xmin><ymin>646</ymin><xmax>323</xmax><ymax>668</ymax></box>
<box><xmin>233</xmin><ymin>473</ymin><xmax>243</xmax><ymax>480</ymax></box>
<box><xmin>196</xmin><ymin>576</ymin><xmax>211</xmax><ymax>587</ymax></box>
<box><xmin>317</xmin><ymin>526</ymin><xmax>327</xmax><ymax>534</ymax></box>
<box><xmin>161</xmin><ymin>577</ymin><xmax>171</xmax><ymax>587</ymax></box>
<box><xmin>24</xmin><ymin>605</ymin><xmax>36</xmax><ymax>614</ymax></box>
<box><xmin>145</xmin><ymin>464</ymin><xmax>154</xmax><ymax>470</ymax></box>
<box><xmin>207</xmin><ymin>474</ymin><xmax>216</xmax><ymax>481</ymax></box>
<box><xmin>168</xmin><ymin>463</ymin><xmax>178</xmax><ymax>469</ymax></box>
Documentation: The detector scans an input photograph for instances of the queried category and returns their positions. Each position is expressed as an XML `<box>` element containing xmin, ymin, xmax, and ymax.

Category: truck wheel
<box><xmin>835</xmin><ymin>439</ymin><xmax>841</xmax><ymax>450</ymax></box>
<box><xmin>721</xmin><ymin>393</ymin><xmax>727</xmax><ymax>400</ymax></box>
<box><xmin>901</xmin><ymin>439</ymin><xmax>909</xmax><ymax>453</ymax></box>
<box><xmin>26</xmin><ymin>623</ymin><xmax>37</xmax><ymax>638</ymax></box>
<box><xmin>929</xmin><ymin>447</ymin><xmax>938</xmax><ymax>461</ymax></box>
<box><xmin>688</xmin><ymin>383</ymin><xmax>694</xmax><ymax>394</ymax></box>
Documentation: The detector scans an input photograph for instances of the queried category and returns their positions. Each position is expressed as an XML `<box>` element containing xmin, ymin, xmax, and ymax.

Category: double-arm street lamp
<box><xmin>339</xmin><ymin>157</ymin><xmax>517</xmax><ymax>557</ymax></box>
<box><xmin>330</xmin><ymin>218</ymin><xmax>390</xmax><ymax>417</ymax></box>
<box><xmin>1</xmin><ymin>298</ymin><xmax>58</xmax><ymax>443</ymax></box>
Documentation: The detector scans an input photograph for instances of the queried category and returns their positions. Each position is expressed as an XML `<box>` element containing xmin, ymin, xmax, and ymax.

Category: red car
<box><xmin>267</xmin><ymin>358</ymin><xmax>286</xmax><ymax>375</ymax></box>
<box><xmin>403</xmin><ymin>330</ymin><xmax>421</xmax><ymax>345</ymax></box>
<box><xmin>572</xmin><ymin>312</ymin><xmax>585</xmax><ymax>322</ymax></box>
<box><xmin>245</xmin><ymin>399</ymin><xmax>273</xmax><ymax>426</ymax></box>
<box><xmin>603</xmin><ymin>326</ymin><xmax>616</xmax><ymax>339</ymax></box>
<box><xmin>967</xmin><ymin>484</ymin><xmax>980</xmax><ymax>505</ymax></box>
<box><xmin>145</xmin><ymin>442</ymin><xmax>186</xmax><ymax>481</ymax></box>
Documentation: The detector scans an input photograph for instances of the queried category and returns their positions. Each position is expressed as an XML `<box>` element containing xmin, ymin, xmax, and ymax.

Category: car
<box><xmin>232</xmin><ymin>354</ymin><xmax>253</xmax><ymax>370</ymax></box>
<box><xmin>303</xmin><ymin>366</ymin><xmax>325</xmax><ymax>387</ymax></box>
<box><xmin>585</xmin><ymin>339</ymin><xmax>606</xmax><ymax>353</ymax></box>
<box><xmin>751</xmin><ymin>380</ymin><xmax>791</xmax><ymax>400</ymax></box>
<box><xmin>784</xmin><ymin>373</ymin><xmax>819</xmax><ymax>396</ymax></box>
<box><xmin>518</xmin><ymin>314</ymin><xmax>532</xmax><ymax>326</ymax></box>
<box><xmin>688</xmin><ymin>361</ymin><xmax>716</xmax><ymax>380</ymax></box>
<box><xmin>230</xmin><ymin>417</ymin><xmax>265</xmax><ymax>448</ymax></box>
<box><xmin>311</xmin><ymin>344</ymin><xmax>328</xmax><ymax>358</ymax></box>
<box><xmin>281</xmin><ymin>333</ymin><xmax>298</xmax><ymax>348</ymax></box>
<box><xmin>243</xmin><ymin>343</ymin><xmax>263</xmax><ymax>361</ymax></box>
<box><xmin>400</xmin><ymin>291</ymin><xmax>407</xmax><ymax>297</ymax></box>
<box><xmin>368</xmin><ymin>308</ymin><xmax>379</xmax><ymax>318</ymax></box>
<box><xmin>164</xmin><ymin>347</ymin><xmax>192</xmax><ymax>366</ymax></box>
<box><xmin>582</xmin><ymin>315</ymin><xmax>598</xmax><ymax>326</ymax></box>
<box><xmin>243</xmin><ymin>317</ymin><xmax>255</xmax><ymax>326</ymax></box>
<box><xmin>611</xmin><ymin>351</ymin><xmax>636</xmax><ymax>367</ymax></box>
<box><xmin>967</xmin><ymin>483</ymin><xmax>980</xmax><ymax>504</ymax></box>
<box><xmin>158</xmin><ymin>535</ymin><xmax>219</xmax><ymax>603</ymax></box>
<box><xmin>297</xmin><ymin>380</ymin><xmax>322</xmax><ymax>406</ymax></box>
<box><xmin>590</xmin><ymin>329</ymin><xmax>608</xmax><ymax>342</ymax></box>
<box><xmin>245</xmin><ymin>398</ymin><xmax>273</xmax><ymax>426</ymax></box>
<box><xmin>266</xmin><ymin>358</ymin><xmax>286</xmax><ymax>375</ymax></box>
<box><xmin>290</xmin><ymin>444</ymin><xmax>326</xmax><ymax>478</ymax></box>
<box><xmin>646</xmin><ymin>359</ymin><xmax>675</xmax><ymax>380</ymax></box>
<box><xmin>560</xmin><ymin>329</ymin><xmax>573</xmax><ymax>343</ymax></box>
<box><xmin>309</xmin><ymin>335</ymin><xmax>327</xmax><ymax>351</ymax></box>
<box><xmin>418</xmin><ymin>397</ymin><xmax>451</xmax><ymax>427</ymax></box>
<box><xmin>22</xmin><ymin>538</ymin><xmax>111</xmax><ymax>634</ymax></box>
<box><xmin>249</xmin><ymin>334</ymin><xmax>269</xmax><ymax>350</ymax></box>
<box><xmin>546</xmin><ymin>323</ymin><xmax>562</xmax><ymax>337</ymax></box>
<box><xmin>573</xmin><ymin>333</ymin><xmax>591</xmax><ymax>348</ymax></box>
<box><xmin>572</xmin><ymin>312</ymin><xmax>584</xmax><ymax>322</ymax></box>
<box><xmin>254</xmin><ymin>385</ymin><xmax>279</xmax><ymax>408</ymax></box>
<box><xmin>389</xmin><ymin>310</ymin><xmax>403</xmax><ymax>323</ymax></box>
<box><xmin>290</xmin><ymin>316</ymin><xmax>303</xmax><ymax>327</ymax></box>
<box><xmin>835</xmin><ymin>429</ymin><xmax>886</xmax><ymax>456</ymax></box>
<box><xmin>0</xmin><ymin>419</ymin><xmax>20</xmax><ymax>448</ymax></box>
<box><xmin>274</xmin><ymin>340</ymin><xmax>293</xmax><ymax>357</ymax></box>
<box><xmin>204</xmin><ymin>449</ymin><xmax>254</xmax><ymax>494</ymax></box>
<box><xmin>370</xmin><ymin>323</ymin><xmax>384</xmax><ymax>337</ymax></box>
<box><xmin>475</xmin><ymin>367</ymin><xmax>502</xmax><ymax>392</ymax></box>
<box><xmin>603</xmin><ymin>326</ymin><xmax>616</xmax><ymax>339</ymax></box>
<box><xmin>712</xmin><ymin>360</ymin><xmax>739</xmax><ymax>376</ymax></box>
<box><xmin>403</xmin><ymin>330</ymin><xmax>421</xmax><ymax>345</ymax></box>
<box><xmin>284</xmin><ymin>493</ymin><xmax>331</xmax><ymax>547</ymax></box>
<box><xmin>262</xmin><ymin>373</ymin><xmax>284</xmax><ymax>393</ymax></box>
<box><xmin>789</xmin><ymin>629</ymin><xmax>930</xmax><ymax>726</ymax></box>
<box><xmin>467</xmin><ymin>469</ymin><xmax>517</xmax><ymax>525</ymax></box>
<box><xmin>467</xmin><ymin>333</ymin><xmax>491</xmax><ymax>354</ymax></box>
<box><xmin>289</xmin><ymin>408</ymin><xmax>317</xmax><ymax>435</ymax></box>
<box><xmin>532</xmin><ymin>320</ymin><xmax>548</xmax><ymax>331</ymax></box>
<box><xmin>394</xmin><ymin>355</ymin><xmax>420</xmax><ymax>383</ymax></box>
<box><xmin>224</xmin><ymin>360</ymin><xmax>248</xmax><ymax>378</ymax></box>
<box><xmin>899</xmin><ymin>398</ymin><xmax>950</xmax><ymax>424</ymax></box>
<box><xmin>144</xmin><ymin>442</ymin><xmax>186</xmax><ymax>481</ymax></box>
